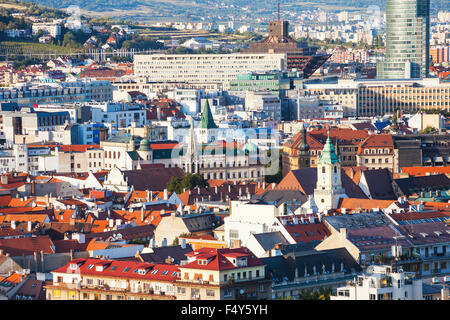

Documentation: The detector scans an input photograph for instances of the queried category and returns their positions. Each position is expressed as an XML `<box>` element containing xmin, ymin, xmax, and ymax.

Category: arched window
<box><xmin>322</xmin><ymin>166</ymin><xmax>326</xmax><ymax>174</ymax></box>
<box><xmin>334</xmin><ymin>166</ymin><xmax>337</xmax><ymax>173</ymax></box>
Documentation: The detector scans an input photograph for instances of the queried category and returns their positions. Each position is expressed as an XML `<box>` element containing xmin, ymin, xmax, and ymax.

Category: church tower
<box><xmin>198</xmin><ymin>99</ymin><xmax>218</xmax><ymax>144</ymax></box>
<box><xmin>297</xmin><ymin>124</ymin><xmax>310</xmax><ymax>168</ymax></box>
<box><xmin>313</xmin><ymin>130</ymin><xmax>347</xmax><ymax>212</ymax></box>
<box><xmin>185</xmin><ymin>116</ymin><xmax>200</xmax><ymax>174</ymax></box>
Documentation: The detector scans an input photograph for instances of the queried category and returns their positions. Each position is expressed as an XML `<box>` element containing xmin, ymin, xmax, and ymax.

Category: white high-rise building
<box><xmin>331</xmin><ymin>265</ymin><xmax>423</xmax><ymax>300</ymax></box>
<box><xmin>134</xmin><ymin>53</ymin><xmax>286</xmax><ymax>90</ymax></box>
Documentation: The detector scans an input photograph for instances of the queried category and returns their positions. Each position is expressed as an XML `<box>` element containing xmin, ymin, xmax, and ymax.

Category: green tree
<box><xmin>265</xmin><ymin>149</ymin><xmax>283</xmax><ymax>184</ymax></box>
<box><xmin>167</xmin><ymin>173</ymin><xmax>207</xmax><ymax>194</ymax></box>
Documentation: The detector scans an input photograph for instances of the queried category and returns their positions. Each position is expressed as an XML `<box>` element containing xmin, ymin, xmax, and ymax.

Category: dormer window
<box><xmin>236</xmin><ymin>257</ymin><xmax>248</xmax><ymax>267</ymax></box>
<box><xmin>95</xmin><ymin>265</ymin><xmax>105</xmax><ymax>272</ymax></box>
<box><xmin>138</xmin><ymin>269</ymin><xmax>147</xmax><ymax>275</ymax></box>
<box><xmin>198</xmin><ymin>259</ymin><xmax>208</xmax><ymax>265</ymax></box>
<box><xmin>70</xmin><ymin>263</ymin><xmax>78</xmax><ymax>270</ymax></box>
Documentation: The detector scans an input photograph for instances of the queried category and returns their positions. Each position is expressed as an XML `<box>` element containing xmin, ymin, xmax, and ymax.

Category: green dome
<box><xmin>139</xmin><ymin>138</ymin><xmax>151</xmax><ymax>151</ymax></box>
<box><xmin>318</xmin><ymin>136</ymin><xmax>339</xmax><ymax>165</ymax></box>
<box><xmin>243</xmin><ymin>142</ymin><xmax>258</xmax><ymax>154</ymax></box>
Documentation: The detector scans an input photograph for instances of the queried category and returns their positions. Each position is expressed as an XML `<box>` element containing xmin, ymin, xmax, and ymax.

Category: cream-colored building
<box><xmin>134</xmin><ymin>53</ymin><xmax>287</xmax><ymax>90</ymax></box>
<box><xmin>303</xmin><ymin>78</ymin><xmax>450</xmax><ymax>117</ymax></box>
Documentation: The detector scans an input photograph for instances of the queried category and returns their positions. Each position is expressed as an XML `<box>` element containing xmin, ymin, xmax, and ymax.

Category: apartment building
<box><xmin>176</xmin><ymin>247</ymin><xmax>272</xmax><ymax>300</ymax></box>
<box><xmin>356</xmin><ymin>134</ymin><xmax>395</xmax><ymax>172</ymax></box>
<box><xmin>134</xmin><ymin>53</ymin><xmax>286</xmax><ymax>90</ymax></box>
<box><xmin>32</xmin><ymin>22</ymin><xmax>61</xmax><ymax>38</ymax></box>
<box><xmin>331</xmin><ymin>265</ymin><xmax>423</xmax><ymax>300</ymax></box>
<box><xmin>45</xmin><ymin>258</ymin><xmax>179</xmax><ymax>300</ymax></box>
<box><xmin>303</xmin><ymin>78</ymin><xmax>450</xmax><ymax>117</ymax></box>
<box><xmin>89</xmin><ymin>102</ymin><xmax>147</xmax><ymax>128</ymax></box>
<box><xmin>245</xmin><ymin>91</ymin><xmax>282</xmax><ymax>122</ymax></box>
<box><xmin>1</xmin><ymin>107</ymin><xmax>71</xmax><ymax>144</ymax></box>
<box><xmin>0</xmin><ymin>80</ymin><xmax>114</xmax><ymax>105</ymax></box>
<box><xmin>282</xmin><ymin>127</ymin><xmax>369</xmax><ymax>175</ymax></box>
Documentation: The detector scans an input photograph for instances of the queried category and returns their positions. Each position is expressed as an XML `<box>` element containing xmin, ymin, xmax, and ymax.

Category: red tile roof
<box><xmin>357</xmin><ymin>134</ymin><xmax>394</xmax><ymax>155</ymax></box>
<box><xmin>401</xmin><ymin>166</ymin><xmax>450</xmax><ymax>177</ymax></box>
<box><xmin>276</xmin><ymin>216</ymin><xmax>330</xmax><ymax>242</ymax></box>
<box><xmin>0</xmin><ymin>235</ymin><xmax>55</xmax><ymax>256</ymax></box>
<box><xmin>181</xmin><ymin>247</ymin><xmax>264</xmax><ymax>271</ymax></box>
<box><xmin>51</xmin><ymin>258</ymin><xmax>180</xmax><ymax>282</ymax></box>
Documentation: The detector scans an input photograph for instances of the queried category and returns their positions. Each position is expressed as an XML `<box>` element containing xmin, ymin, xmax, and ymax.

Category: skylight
<box><xmin>87</xmin><ymin>264</ymin><xmax>94</xmax><ymax>270</ymax></box>
<box><xmin>122</xmin><ymin>267</ymin><xmax>130</xmax><ymax>272</ymax></box>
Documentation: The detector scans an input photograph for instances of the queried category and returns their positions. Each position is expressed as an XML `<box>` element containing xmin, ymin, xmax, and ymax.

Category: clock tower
<box><xmin>313</xmin><ymin>130</ymin><xmax>347</xmax><ymax>212</ymax></box>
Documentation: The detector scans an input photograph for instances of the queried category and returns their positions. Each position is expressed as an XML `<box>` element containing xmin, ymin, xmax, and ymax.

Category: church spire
<box><xmin>200</xmin><ymin>99</ymin><xmax>217</xmax><ymax>129</ymax></box>
<box><xmin>318</xmin><ymin>129</ymin><xmax>339</xmax><ymax>165</ymax></box>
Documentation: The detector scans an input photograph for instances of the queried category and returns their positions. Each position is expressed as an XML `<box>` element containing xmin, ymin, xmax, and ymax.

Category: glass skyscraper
<box><xmin>377</xmin><ymin>0</ymin><xmax>430</xmax><ymax>79</ymax></box>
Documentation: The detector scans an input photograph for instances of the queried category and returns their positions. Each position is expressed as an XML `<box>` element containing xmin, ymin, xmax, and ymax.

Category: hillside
<box><xmin>9</xmin><ymin>0</ymin><xmax>450</xmax><ymax>24</ymax></box>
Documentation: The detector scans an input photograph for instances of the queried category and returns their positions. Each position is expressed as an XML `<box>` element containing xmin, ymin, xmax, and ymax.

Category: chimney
<box><xmin>181</xmin><ymin>238</ymin><xmax>186</xmax><ymax>249</ymax></box>
<box><xmin>27</xmin><ymin>221</ymin><xmax>32</xmax><ymax>232</ymax></box>
<box><xmin>0</xmin><ymin>175</ymin><xmax>8</xmax><ymax>185</ymax></box>
<box><xmin>141</xmin><ymin>207</ymin><xmax>144</xmax><ymax>222</ymax></box>
<box><xmin>146</xmin><ymin>190</ymin><xmax>150</xmax><ymax>201</ymax></box>
<box><xmin>165</xmin><ymin>256</ymin><xmax>173</xmax><ymax>264</ymax></box>
<box><xmin>339</xmin><ymin>228</ymin><xmax>347</xmax><ymax>241</ymax></box>
<box><xmin>215</xmin><ymin>186</ymin><xmax>218</xmax><ymax>194</ymax></box>
<box><xmin>10</xmin><ymin>221</ymin><xmax>16</xmax><ymax>230</ymax></box>
<box><xmin>161</xmin><ymin>209</ymin><xmax>166</xmax><ymax>215</ymax></box>
<box><xmin>163</xmin><ymin>189</ymin><xmax>168</xmax><ymax>200</ymax></box>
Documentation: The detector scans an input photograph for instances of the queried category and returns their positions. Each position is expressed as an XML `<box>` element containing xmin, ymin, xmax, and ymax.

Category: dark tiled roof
<box><xmin>139</xmin><ymin>244</ymin><xmax>193</xmax><ymax>264</ymax></box>
<box><xmin>262</xmin><ymin>248</ymin><xmax>362</xmax><ymax>284</ymax></box>
<box><xmin>394</xmin><ymin>174</ymin><xmax>450</xmax><ymax>197</ymax></box>
<box><xmin>255</xmin><ymin>190</ymin><xmax>308</xmax><ymax>208</ymax></box>
<box><xmin>252</xmin><ymin>232</ymin><xmax>289</xmax><ymax>251</ymax></box>
<box><xmin>324</xmin><ymin>212</ymin><xmax>391</xmax><ymax>231</ymax></box>
<box><xmin>121</xmin><ymin>166</ymin><xmax>184</xmax><ymax>191</ymax></box>
<box><xmin>278</xmin><ymin>168</ymin><xmax>368</xmax><ymax>199</ymax></box>
<box><xmin>85</xmin><ymin>224</ymin><xmax>156</xmax><ymax>241</ymax></box>
<box><xmin>362</xmin><ymin>169</ymin><xmax>397</xmax><ymax>200</ymax></box>
<box><xmin>12</xmin><ymin>279</ymin><xmax>46</xmax><ymax>300</ymax></box>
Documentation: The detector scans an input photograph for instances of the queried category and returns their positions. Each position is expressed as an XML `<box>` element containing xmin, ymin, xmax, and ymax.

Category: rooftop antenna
<box><xmin>277</xmin><ymin>1</ymin><xmax>281</xmax><ymax>22</ymax></box>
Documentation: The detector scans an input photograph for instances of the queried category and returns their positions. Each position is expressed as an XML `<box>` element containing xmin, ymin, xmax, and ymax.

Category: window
<box><xmin>52</xmin><ymin>289</ymin><xmax>61</xmax><ymax>298</ymax></box>
<box><xmin>370</xmin><ymin>294</ymin><xmax>376</xmax><ymax>300</ymax></box>
<box><xmin>106</xmin><ymin>294</ymin><xmax>112</xmax><ymax>300</ymax></box>
<box><xmin>177</xmin><ymin>287</ymin><xmax>186</xmax><ymax>295</ymax></box>
<box><xmin>82</xmin><ymin>293</ymin><xmax>89</xmax><ymax>300</ymax></box>
<box><xmin>123</xmin><ymin>267</ymin><xmax>130</xmax><ymax>272</ymax></box>
<box><xmin>224</xmin><ymin>288</ymin><xmax>232</xmax><ymax>297</ymax></box>
<box><xmin>86</xmin><ymin>278</ymin><xmax>93</xmax><ymax>285</ymax></box>
<box><xmin>256</xmin><ymin>270</ymin><xmax>260</xmax><ymax>278</ymax></box>
<box><xmin>206</xmin><ymin>290</ymin><xmax>215</xmax><ymax>297</ymax></box>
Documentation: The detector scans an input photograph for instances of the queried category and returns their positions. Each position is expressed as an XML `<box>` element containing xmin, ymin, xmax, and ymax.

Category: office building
<box><xmin>134</xmin><ymin>53</ymin><xmax>286</xmax><ymax>90</ymax></box>
<box><xmin>377</xmin><ymin>0</ymin><xmax>430</xmax><ymax>79</ymax></box>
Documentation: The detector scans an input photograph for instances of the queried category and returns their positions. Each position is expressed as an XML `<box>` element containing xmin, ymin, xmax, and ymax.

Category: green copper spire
<box><xmin>200</xmin><ymin>99</ymin><xmax>218</xmax><ymax>129</ymax></box>
<box><xmin>318</xmin><ymin>130</ymin><xmax>340</xmax><ymax>165</ymax></box>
